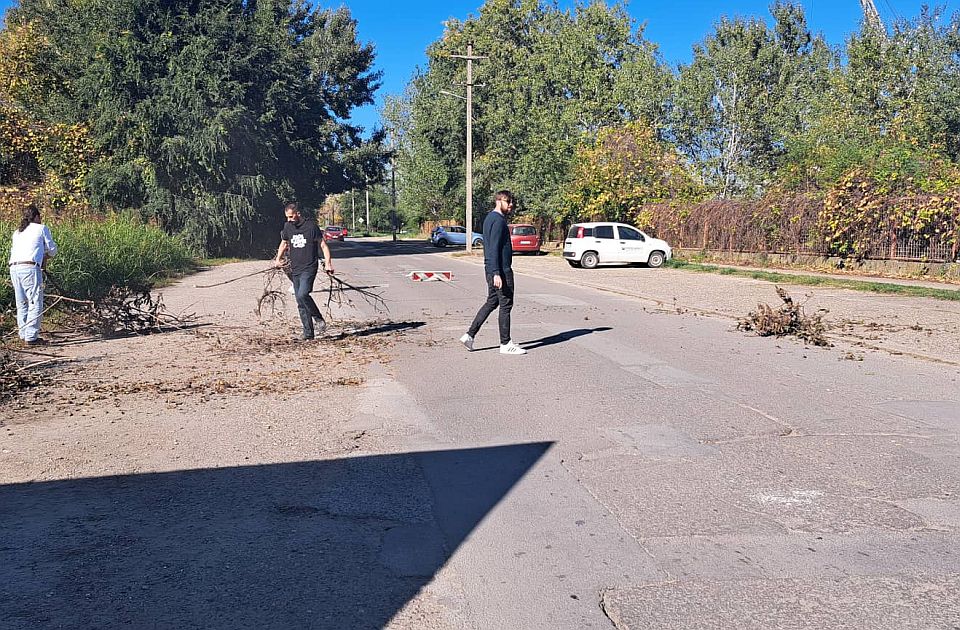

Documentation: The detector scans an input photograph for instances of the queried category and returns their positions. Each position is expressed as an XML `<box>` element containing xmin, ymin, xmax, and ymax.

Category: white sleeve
<box><xmin>42</xmin><ymin>225</ymin><xmax>58</xmax><ymax>257</ymax></box>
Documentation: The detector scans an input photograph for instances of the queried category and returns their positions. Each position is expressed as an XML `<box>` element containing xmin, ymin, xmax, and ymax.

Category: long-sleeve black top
<box><xmin>482</xmin><ymin>211</ymin><xmax>512</xmax><ymax>275</ymax></box>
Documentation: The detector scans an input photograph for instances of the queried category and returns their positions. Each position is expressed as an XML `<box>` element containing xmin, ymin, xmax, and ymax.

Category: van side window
<box><xmin>595</xmin><ymin>225</ymin><xmax>614</xmax><ymax>239</ymax></box>
<box><xmin>618</xmin><ymin>226</ymin><xmax>645</xmax><ymax>241</ymax></box>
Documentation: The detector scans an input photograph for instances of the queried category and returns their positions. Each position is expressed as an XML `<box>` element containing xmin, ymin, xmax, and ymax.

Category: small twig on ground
<box><xmin>0</xmin><ymin>349</ymin><xmax>46</xmax><ymax>400</ymax></box>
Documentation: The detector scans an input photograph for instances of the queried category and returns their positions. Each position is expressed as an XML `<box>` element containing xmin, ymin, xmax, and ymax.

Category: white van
<box><xmin>563</xmin><ymin>222</ymin><xmax>671</xmax><ymax>269</ymax></box>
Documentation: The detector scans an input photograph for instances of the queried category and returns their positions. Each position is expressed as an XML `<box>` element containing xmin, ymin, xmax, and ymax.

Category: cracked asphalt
<box><xmin>2</xmin><ymin>239</ymin><xmax>958</xmax><ymax>629</ymax></box>
<box><xmin>352</xmin><ymin>241</ymin><xmax>960</xmax><ymax>628</ymax></box>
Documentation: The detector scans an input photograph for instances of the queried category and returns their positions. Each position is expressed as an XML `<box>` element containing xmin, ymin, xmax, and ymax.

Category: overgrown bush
<box><xmin>0</xmin><ymin>214</ymin><xmax>196</xmax><ymax>314</ymax></box>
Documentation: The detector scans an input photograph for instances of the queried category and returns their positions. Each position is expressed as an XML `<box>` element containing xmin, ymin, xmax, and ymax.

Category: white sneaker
<box><xmin>459</xmin><ymin>333</ymin><xmax>475</xmax><ymax>351</ymax></box>
<box><xmin>499</xmin><ymin>341</ymin><xmax>527</xmax><ymax>355</ymax></box>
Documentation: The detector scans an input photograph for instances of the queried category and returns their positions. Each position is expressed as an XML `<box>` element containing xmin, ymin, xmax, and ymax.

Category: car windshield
<box><xmin>512</xmin><ymin>226</ymin><xmax>536</xmax><ymax>236</ymax></box>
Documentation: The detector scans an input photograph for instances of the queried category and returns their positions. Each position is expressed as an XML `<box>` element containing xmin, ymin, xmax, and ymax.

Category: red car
<box><xmin>509</xmin><ymin>224</ymin><xmax>540</xmax><ymax>253</ymax></box>
<box><xmin>324</xmin><ymin>225</ymin><xmax>347</xmax><ymax>241</ymax></box>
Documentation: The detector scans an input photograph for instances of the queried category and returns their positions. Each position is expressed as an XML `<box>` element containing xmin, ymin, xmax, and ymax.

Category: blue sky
<box><xmin>3</xmin><ymin>0</ymin><xmax>959</xmax><ymax>133</ymax></box>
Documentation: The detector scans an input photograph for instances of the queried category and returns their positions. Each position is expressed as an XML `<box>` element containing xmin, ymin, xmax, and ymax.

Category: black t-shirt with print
<box><xmin>281</xmin><ymin>219</ymin><xmax>323</xmax><ymax>273</ymax></box>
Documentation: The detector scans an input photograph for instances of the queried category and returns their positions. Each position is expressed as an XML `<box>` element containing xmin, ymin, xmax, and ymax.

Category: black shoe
<box><xmin>297</xmin><ymin>334</ymin><xmax>314</xmax><ymax>341</ymax></box>
<box><xmin>25</xmin><ymin>337</ymin><xmax>48</xmax><ymax>346</ymax></box>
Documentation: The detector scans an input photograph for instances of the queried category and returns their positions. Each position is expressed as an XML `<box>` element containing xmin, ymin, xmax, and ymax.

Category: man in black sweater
<box><xmin>460</xmin><ymin>190</ymin><xmax>527</xmax><ymax>355</ymax></box>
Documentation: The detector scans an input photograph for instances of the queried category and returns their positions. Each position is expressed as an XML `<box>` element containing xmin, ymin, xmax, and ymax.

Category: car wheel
<box><xmin>580</xmin><ymin>251</ymin><xmax>599</xmax><ymax>269</ymax></box>
<box><xmin>647</xmin><ymin>251</ymin><xmax>665</xmax><ymax>268</ymax></box>
<box><xmin>472</xmin><ymin>238</ymin><xmax>482</xmax><ymax>247</ymax></box>
<box><xmin>566</xmin><ymin>260</ymin><xmax>581</xmax><ymax>268</ymax></box>
<box><xmin>437</xmin><ymin>238</ymin><xmax>448</xmax><ymax>248</ymax></box>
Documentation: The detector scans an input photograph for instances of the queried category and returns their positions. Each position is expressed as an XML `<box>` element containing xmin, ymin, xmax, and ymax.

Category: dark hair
<box><xmin>495</xmin><ymin>190</ymin><xmax>513</xmax><ymax>203</ymax></box>
<box><xmin>283</xmin><ymin>202</ymin><xmax>299</xmax><ymax>214</ymax></box>
<box><xmin>18</xmin><ymin>204</ymin><xmax>41</xmax><ymax>233</ymax></box>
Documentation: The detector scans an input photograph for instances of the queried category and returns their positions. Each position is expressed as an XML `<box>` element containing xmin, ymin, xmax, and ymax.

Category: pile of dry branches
<box><xmin>55</xmin><ymin>285</ymin><xmax>195</xmax><ymax>337</ymax></box>
<box><xmin>737</xmin><ymin>287</ymin><xmax>830</xmax><ymax>347</ymax></box>
<box><xmin>0</xmin><ymin>350</ymin><xmax>44</xmax><ymax>400</ymax></box>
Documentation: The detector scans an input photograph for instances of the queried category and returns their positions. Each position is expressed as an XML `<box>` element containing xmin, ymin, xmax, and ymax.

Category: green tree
<box><xmin>781</xmin><ymin>7</ymin><xmax>960</xmax><ymax>191</ymax></box>
<box><xmin>672</xmin><ymin>2</ymin><xmax>832</xmax><ymax>197</ymax></box>
<box><xmin>398</xmin><ymin>0</ymin><xmax>672</xmax><ymax>227</ymax></box>
<box><xmin>563</xmin><ymin>120</ymin><xmax>704</xmax><ymax>224</ymax></box>
<box><xmin>4</xmin><ymin>0</ymin><xmax>383</xmax><ymax>252</ymax></box>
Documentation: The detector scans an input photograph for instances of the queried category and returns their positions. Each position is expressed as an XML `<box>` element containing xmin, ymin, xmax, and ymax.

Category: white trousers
<box><xmin>10</xmin><ymin>265</ymin><xmax>44</xmax><ymax>341</ymax></box>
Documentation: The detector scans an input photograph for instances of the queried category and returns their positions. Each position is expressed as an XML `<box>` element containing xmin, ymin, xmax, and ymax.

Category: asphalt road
<box><xmin>2</xmin><ymin>238</ymin><xmax>959</xmax><ymax>629</ymax></box>
<box><xmin>332</xmin><ymin>239</ymin><xmax>960</xmax><ymax>629</ymax></box>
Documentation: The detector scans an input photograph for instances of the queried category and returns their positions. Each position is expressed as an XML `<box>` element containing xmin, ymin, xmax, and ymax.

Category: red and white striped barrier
<box><xmin>408</xmin><ymin>271</ymin><xmax>454</xmax><ymax>282</ymax></box>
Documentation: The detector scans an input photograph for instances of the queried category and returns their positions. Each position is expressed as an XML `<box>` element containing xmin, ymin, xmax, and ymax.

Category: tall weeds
<box><xmin>0</xmin><ymin>214</ymin><xmax>196</xmax><ymax>311</ymax></box>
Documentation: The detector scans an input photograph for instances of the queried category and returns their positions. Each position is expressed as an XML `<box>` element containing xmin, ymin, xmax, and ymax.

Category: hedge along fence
<box><xmin>639</xmin><ymin>186</ymin><xmax>960</xmax><ymax>263</ymax></box>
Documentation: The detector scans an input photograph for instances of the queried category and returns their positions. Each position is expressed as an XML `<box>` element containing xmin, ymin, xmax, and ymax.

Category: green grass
<box><xmin>666</xmin><ymin>259</ymin><xmax>960</xmax><ymax>301</ymax></box>
<box><xmin>1</xmin><ymin>214</ymin><xmax>197</xmax><ymax>311</ymax></box>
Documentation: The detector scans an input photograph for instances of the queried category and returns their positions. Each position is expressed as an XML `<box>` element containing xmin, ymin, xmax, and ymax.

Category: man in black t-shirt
<box><xmin>274</xmin><ymin>202</ymin><xmax>334</xmax><ymax>340</ymax></box>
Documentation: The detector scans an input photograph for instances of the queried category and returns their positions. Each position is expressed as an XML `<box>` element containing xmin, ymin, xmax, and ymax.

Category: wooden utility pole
<box><xmin>859</xmin><ymin>0</ymin><xmax>886</xmax><ymax>36</ymax></box>
<box><xmin>450</xmin><ymin>44</ymin><xmax>487</xmax><ymax>253</ymax></box>
<box><xmin>391</xmin><ymin>148</ymin><xmax>398</xmax><ymax>241</ymax></box>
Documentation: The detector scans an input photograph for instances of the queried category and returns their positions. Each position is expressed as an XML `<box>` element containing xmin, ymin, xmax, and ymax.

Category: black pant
<box><xmin>468</xmin><ymin>270</ymin><xmax>514</xmax><ymax>345</ymax></box>
<box><xmin>290</xmin><ymin>267</ymin><xmax>324</xmax><ymax>338</ymax></box>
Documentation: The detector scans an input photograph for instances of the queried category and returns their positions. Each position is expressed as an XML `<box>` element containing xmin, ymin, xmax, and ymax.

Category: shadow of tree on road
<box><xmin>0</xmin><ymin>442</ymin><xmax>552</xmax><ymax>629</ymax></box>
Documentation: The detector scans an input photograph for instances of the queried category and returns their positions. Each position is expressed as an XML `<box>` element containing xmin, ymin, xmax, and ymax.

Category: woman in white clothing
<box><xmin>8</xmin><ymin>204</ymin><xmax>58</xmax><ymax>345</ymax></box>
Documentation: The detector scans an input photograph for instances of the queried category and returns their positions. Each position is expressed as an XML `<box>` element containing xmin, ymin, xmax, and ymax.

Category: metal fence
<box><xmin>642</xmin><ymin>198</ymin><xmax>959</xmax><ymax>263</ymax></box>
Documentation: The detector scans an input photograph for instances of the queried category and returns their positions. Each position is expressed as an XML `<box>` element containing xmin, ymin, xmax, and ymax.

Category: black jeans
<box><xmin>290</xmin><ymin>266</ymin><xmax>324</xmax><ymax>338</ymax></box>
<box><xmin>468</xmin><ymin>270</ymin><xmax>514</xmax><ymax>345</ymax></box>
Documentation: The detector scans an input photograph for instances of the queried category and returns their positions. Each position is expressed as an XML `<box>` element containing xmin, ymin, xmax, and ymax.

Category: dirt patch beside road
<box><xmin>0</xmin><ymin>262</ymin><xmax>413</xmax><ymax>484</ymax></box>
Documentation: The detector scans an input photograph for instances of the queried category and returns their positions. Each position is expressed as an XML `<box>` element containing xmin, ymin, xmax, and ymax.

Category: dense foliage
<box><xmin>385</xmin><ymin>0</ymin><xmax>671</xmax><ymax>229</ymax></box>
<box><xmin>392</xmin><ymin>1</ymin><xmax>960</xmax><ymax>259</ymax></box>
<box><xmin>1</xmin><ymin>0</ymin><xmax>384</xmax><ymax>252</ymax></box>
<box><xmin>4</xmin><ymin>0</ymin><xmax>959</xmax><ymax>260</ymax></box>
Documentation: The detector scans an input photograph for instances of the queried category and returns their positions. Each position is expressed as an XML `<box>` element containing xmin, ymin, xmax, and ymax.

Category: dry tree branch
<box><xmin>51</xmin><ymin>286</ymin><xmax>197</xmax><ymax>337</ymax></box>
<box><xmin>194</xmin><ymin>267</ymin><xmax>275</xmax><ymax>289</ymax></box>
<box><xmin>321</xmin><ymin>273</ymin><xmax>389</xmax><ymax>315</ymax></box>
<box><xmin>256</xmin><ymin>267</ymin><xmax>289</xmax><ymax>318</ymax></box>
<box><xmin>738</xmin><ymin>286</ymin><xmax>830</xmax><ymax>347</ymax></box>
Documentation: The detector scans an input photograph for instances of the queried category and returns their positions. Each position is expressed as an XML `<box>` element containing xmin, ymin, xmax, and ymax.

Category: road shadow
<box><xmin>0</xmin><ymin>442</ymin><xmax>552</xmax><ymax>629</ymax></box>
<box><xmin>39</xmin><ymin>322</ymin><xmax>213</xmax><ymax>348</ymax></box>
<box><xmin>327</xmin><ymin>320</ymin><xmax>425</xmax><ymax>340</ymax></box>
<box><xmin>521</xmin><ymin>327</ymin><xmax>613</xmax><ymax>350</ymax></box>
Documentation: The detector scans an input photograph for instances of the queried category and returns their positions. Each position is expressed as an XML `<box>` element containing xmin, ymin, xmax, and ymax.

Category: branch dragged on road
<box><xmin>256</xmin><ymin>266</ymin><xmax>389</xmax><ymax>319</ymax></box>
